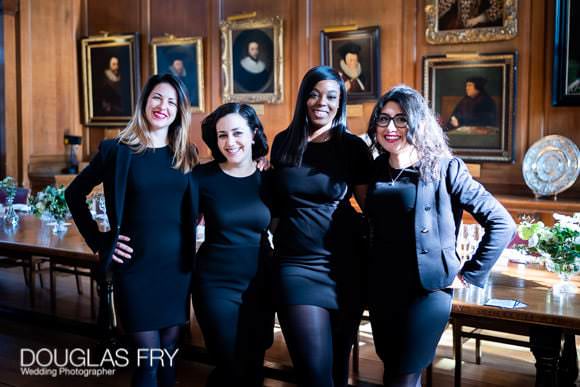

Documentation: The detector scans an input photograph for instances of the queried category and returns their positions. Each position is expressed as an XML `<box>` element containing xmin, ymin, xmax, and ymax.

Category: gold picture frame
<box><xmin>80</xmin><ymin>33</ymin><xmax>140</xmax><ymax>126</ymax></box>
<box><xmin>425</xmin><ymin>0</ymin><xmax>518</xmax><ymax>44</ymax></box>
<box><xmin>151</xmin><ymin>36</ymin><xmax>205</xmax><ymax>112</ymax></box>
<box><xmin>220</xmin><ymin>16</ymin><xmax>284</xmax><ymax>104</ymax></box>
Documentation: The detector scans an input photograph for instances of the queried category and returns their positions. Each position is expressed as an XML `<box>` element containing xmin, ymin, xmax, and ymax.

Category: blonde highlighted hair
<box><xmin>118</xmin><ymin>73</ymin><xmax>198</xmax><ymax>173</ymax></box>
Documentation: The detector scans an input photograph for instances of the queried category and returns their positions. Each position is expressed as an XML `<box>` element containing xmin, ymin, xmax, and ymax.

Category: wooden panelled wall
<box><xmin>3</xmin><ymin>0</ymin><xmax>580</xmax><ymax>198</ymax></box>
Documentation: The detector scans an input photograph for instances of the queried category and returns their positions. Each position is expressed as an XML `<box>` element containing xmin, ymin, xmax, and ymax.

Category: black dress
<box><xmin>270</xmin><ymin>131</ymin><xmax>372</xmax><ymax>311</ymax></box>
<box><xmin>366</xmin><ymin>154</ymin><xmax>452</xmax><ymax>373</ymax></box>
<box><xmin>113</xmin><ymin>146</ymin><xmax>192</xmax><ymax>333</ymax></box>
<box><xmin>191</xmin><ymin>162</ymin><xmax>273</xmax><ymax>386</ymax></box>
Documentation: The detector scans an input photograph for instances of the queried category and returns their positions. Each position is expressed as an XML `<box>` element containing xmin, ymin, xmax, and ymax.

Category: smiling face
<box><xmin>375</xmin><ymin>101</ymin><xmax>415</xmax><ymax>157</ymax></box>
<box><xmin>216</xmin><ymin>113</ymin><xmax>254</xmax><ymax>166</ymax></box>
<box><xmin>145</xmin><ymin>82</ymin><xmax>178</xmax><ymax>132</ymax></box>
<box><xmin>306</xmin><ymin>80</ymin><xmax>340</xmax><ymax>131</ymax></box>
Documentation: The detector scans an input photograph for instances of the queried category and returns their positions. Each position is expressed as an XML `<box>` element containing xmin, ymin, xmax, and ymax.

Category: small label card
<box><xmin>484</xmin><ymin>298</ymin><xmax>528</xmax><ymax>309</ymax></box>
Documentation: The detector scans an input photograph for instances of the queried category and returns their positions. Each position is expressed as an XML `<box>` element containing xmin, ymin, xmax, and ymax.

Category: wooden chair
<box><xmin>27</xmin><ymin>159</ymin><xmax>96</xmax><ymax>306</ymax></box>
<box><xmin>0</xmin><ymin>187</ymin><xmax>49</xmax><ymax>305</ymax></box>
<box><xmin>51</xmin><ymin>175</ymin><xmax>101</xmax><ymax>316</ymax></box>
<box><xmin>451</xmin><ymin>316</ymin><xmax>530</xmax><ymax>387</ymax></box>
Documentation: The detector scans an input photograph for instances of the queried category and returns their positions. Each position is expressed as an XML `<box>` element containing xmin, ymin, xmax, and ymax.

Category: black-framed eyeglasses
<box><xmin>375</xmin><ymin>114</ymin><xmax>408</xmax><ymax>128</ymax></box>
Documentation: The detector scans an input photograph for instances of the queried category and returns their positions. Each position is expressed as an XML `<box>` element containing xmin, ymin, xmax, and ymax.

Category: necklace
<box><xmin>387</xmin><ymin>167</ymin><xmax>406</xmax><ymax>186</ymax></box>
<box><xmin>308</xmin><ymin>128</ymin><xmax>332</xmax><ymax>143</ymax></box>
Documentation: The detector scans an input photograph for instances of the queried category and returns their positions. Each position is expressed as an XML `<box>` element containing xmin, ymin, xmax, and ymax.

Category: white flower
<box><xmin>529</xmin><ymin>233</ymin><xmax>539</xmax><ymax>248</ymax></box>
<box><xmin>554</xmin><ymin>213</ymin><xmax>580</xmax><ymax>232</ymax></box>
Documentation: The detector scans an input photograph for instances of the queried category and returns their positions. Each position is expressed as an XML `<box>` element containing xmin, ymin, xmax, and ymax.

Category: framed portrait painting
<box><xmin>220</xmin><ymin>16</ymin><xmax>284</xmax><ymax>104</ymax></box>
<box><xmin>151</xmin><ymin>36</ymin><xmax>205</xmax><ymax>112</ymax></box>
<box><xmin>552</xmin><ymin>0</ymin><xmax>580</xmax><ymax>106</ymax></box>
<box><xmin>320</xmin><ymin>26</ymin><xmax>380</xmax><ymax>102</ymax></box>
<box><xmin>80</xmin><ymin>33</ymin><xmax>140</xmax><ymax>126</ymax></box>
<box><xmin>425</xmin><ymin>0</ymin><xmax>518</xmax><ymax>44</ymax></box>
<box><xmin>423</xmin><ymin>52</ymin><xmax>517</xmax><ymax>163</ymax></box>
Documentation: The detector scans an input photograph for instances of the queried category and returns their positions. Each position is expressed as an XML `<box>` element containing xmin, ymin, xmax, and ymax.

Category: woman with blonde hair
<box><xmin>66</xmin><ymin>73</ymin><xmax>198</xmax><ymax>387</ymax></box>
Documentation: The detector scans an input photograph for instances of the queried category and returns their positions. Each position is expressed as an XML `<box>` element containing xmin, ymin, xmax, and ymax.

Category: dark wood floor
<box><xmin>0</xmin><ymin>265</ymin><xmax>576</xmax><ymax>386</ymax></box>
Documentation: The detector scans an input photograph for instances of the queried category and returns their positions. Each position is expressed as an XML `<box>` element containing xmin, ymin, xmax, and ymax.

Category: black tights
<box><xmin>278</xmin><ymin>305</ymin><xmax>360</xmax><ymax>387</ymax></box>
<box><xmin>384</xmin><ymin>371</ymin><xmax>422</xmax><ymax>387</ymax></box>
<box><xmin>129</xmin><ymin>325</ymin><xmax>181</xmax><ymax>387</ymax></box>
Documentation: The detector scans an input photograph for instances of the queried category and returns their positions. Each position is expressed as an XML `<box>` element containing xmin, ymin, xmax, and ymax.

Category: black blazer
<box><xmin>413</xmin><ymin>157</ymin><xmax>516</xmax><ymax>290</ymax></box>
<box><xmin>65</xmin><ymin>139</ymin><xmax>196</xmax><ymax>276</ymax></box>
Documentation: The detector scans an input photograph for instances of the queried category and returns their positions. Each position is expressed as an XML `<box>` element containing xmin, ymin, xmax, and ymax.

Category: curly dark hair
<box><xmin>367</xmin><ymin>85</ymin><xmax>452</xmax><ymax>182</ymax></box>
<box><xmin>201</xmin><ymin>103</ymin><xmax>268</xmax><ymax>163</ymax></box>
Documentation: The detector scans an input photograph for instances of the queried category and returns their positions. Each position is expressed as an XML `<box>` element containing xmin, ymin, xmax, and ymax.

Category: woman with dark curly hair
<box><xmin>365</xmin><ymin>85</ymin><xmax>515</xmax><ymax>387</ymax></box>
<box><xmin>192</xmin><ymin>103</ymin><xmax>273</xmax><ymax>386</ymax></box>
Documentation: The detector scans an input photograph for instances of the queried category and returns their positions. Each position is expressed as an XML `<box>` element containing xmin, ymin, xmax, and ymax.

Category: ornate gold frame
<box><xmin>220</xmin><ymin>16</ymin><xmax>284</xmax><ymax>104</ymax></box>
<box><xmin>151</xmin><ymin>36</ymin><xmax>205</xmax><ymax>113</ymax></box>
<box><xmin>425</xmin><ymin>0</ymin><xmax>518</xmax><ymax>44</ymax></box>
<box><xmin>80</xmin><ymin>33</ymin><xmax>139</xmax><ymax>126</ymax></box>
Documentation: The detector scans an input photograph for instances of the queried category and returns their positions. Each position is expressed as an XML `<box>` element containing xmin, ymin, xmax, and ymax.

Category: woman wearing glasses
<box><xmin>365</xmin><ymin>85</ymin><xmax>515</xmax><ymax>387</ymax></box>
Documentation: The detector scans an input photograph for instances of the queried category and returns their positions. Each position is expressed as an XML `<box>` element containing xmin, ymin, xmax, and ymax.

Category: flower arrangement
<box><xmin>1</xmin><ymin>176</ymin><xmax>20</xmax><ymax>227</ymax></box>
<box><xmin>28</xmin><ymin>185</ymin><xmax>69</xmax><ymax>224</ymax></box>
<box><xmin>517</xmin><ymin>213</ymin><xmax>580</xmax><ymax>289</ymax></box>
<box><xmin>0</xmin><ymin>176</ymin><xmax>17</xmax><ymax>202</ymax></box>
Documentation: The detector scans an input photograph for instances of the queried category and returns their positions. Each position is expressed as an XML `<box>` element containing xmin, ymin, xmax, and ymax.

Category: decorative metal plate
<box><xmin>523</xmin><ymin>135</ymin><xmax>580</xmax><ymax>197</ymax></box>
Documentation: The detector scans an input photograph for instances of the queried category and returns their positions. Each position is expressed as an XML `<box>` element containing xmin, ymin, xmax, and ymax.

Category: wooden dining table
<box><xmin>0</xmin><ymin>215</ymin><xmax>97</xmax><ymax>305</ymax></box>
<box><xmin>451</xmin><ymin>261</ymin><xmax>580</xmax><ymax>387</ymax></box>
<box><xmin>1</xmin><ymin>216</ymin><xmax>578</xmax><ymax>386</ymax></box>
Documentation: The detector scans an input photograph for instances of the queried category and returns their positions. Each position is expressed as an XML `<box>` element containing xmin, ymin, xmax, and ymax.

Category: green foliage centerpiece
<box><xmin>517</xmin><ymin>213</ymin><xmax>580</xmax><ymax>293</ymax></box>
<box><xmin>29</xmin><ymin>185</ymin><xmax>70</xmax><ymax>234</ymax></box>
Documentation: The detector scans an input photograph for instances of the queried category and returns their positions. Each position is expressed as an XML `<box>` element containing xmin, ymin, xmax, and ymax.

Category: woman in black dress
<box><xmin>192</xmin><ymin>103</ymin><xmax>273</xmax><ymax>386</ymax></box>
<box><xmin>365</xmin><ymin>85</ymin><xmax>516</xmax><ymax>386</ymax></box>
<box><xmin>65</xmin><ymin>74</ymin><xmax>198</xmax><ymax>387</ymax></box>
<box><xmin>269</xmin><ymin>66</ymin><xmax>372</xmax><ymax>387</ymax></box>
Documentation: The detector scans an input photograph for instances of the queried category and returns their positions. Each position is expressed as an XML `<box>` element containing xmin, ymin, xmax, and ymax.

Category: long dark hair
<box><xmin>367</xmin><ymin>85</ymin><xmax>451</xmax><ymax>182</ymax></box>
<box><xmin>271</xmin><ymin>66</ymin><xmax>348</xmax><ymax>167</ymax></box>
<box><xmin>201</xmin><ymin>103</ymin><xmax>268</xmax><ymax>163</ymax></box>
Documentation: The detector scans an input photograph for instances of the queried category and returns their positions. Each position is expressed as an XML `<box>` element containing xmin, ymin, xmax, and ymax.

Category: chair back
<box><xmin>0</xmin><ymin>187</ymin><xmax>30</xmax><ymax>204</ymax></box>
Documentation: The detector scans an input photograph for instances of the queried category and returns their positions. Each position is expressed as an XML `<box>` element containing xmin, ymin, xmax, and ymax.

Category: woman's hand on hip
<box><xmin>112</xmin><ymin>234</ymin><xmax>133</xmax><ymax>264</ymax></box>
